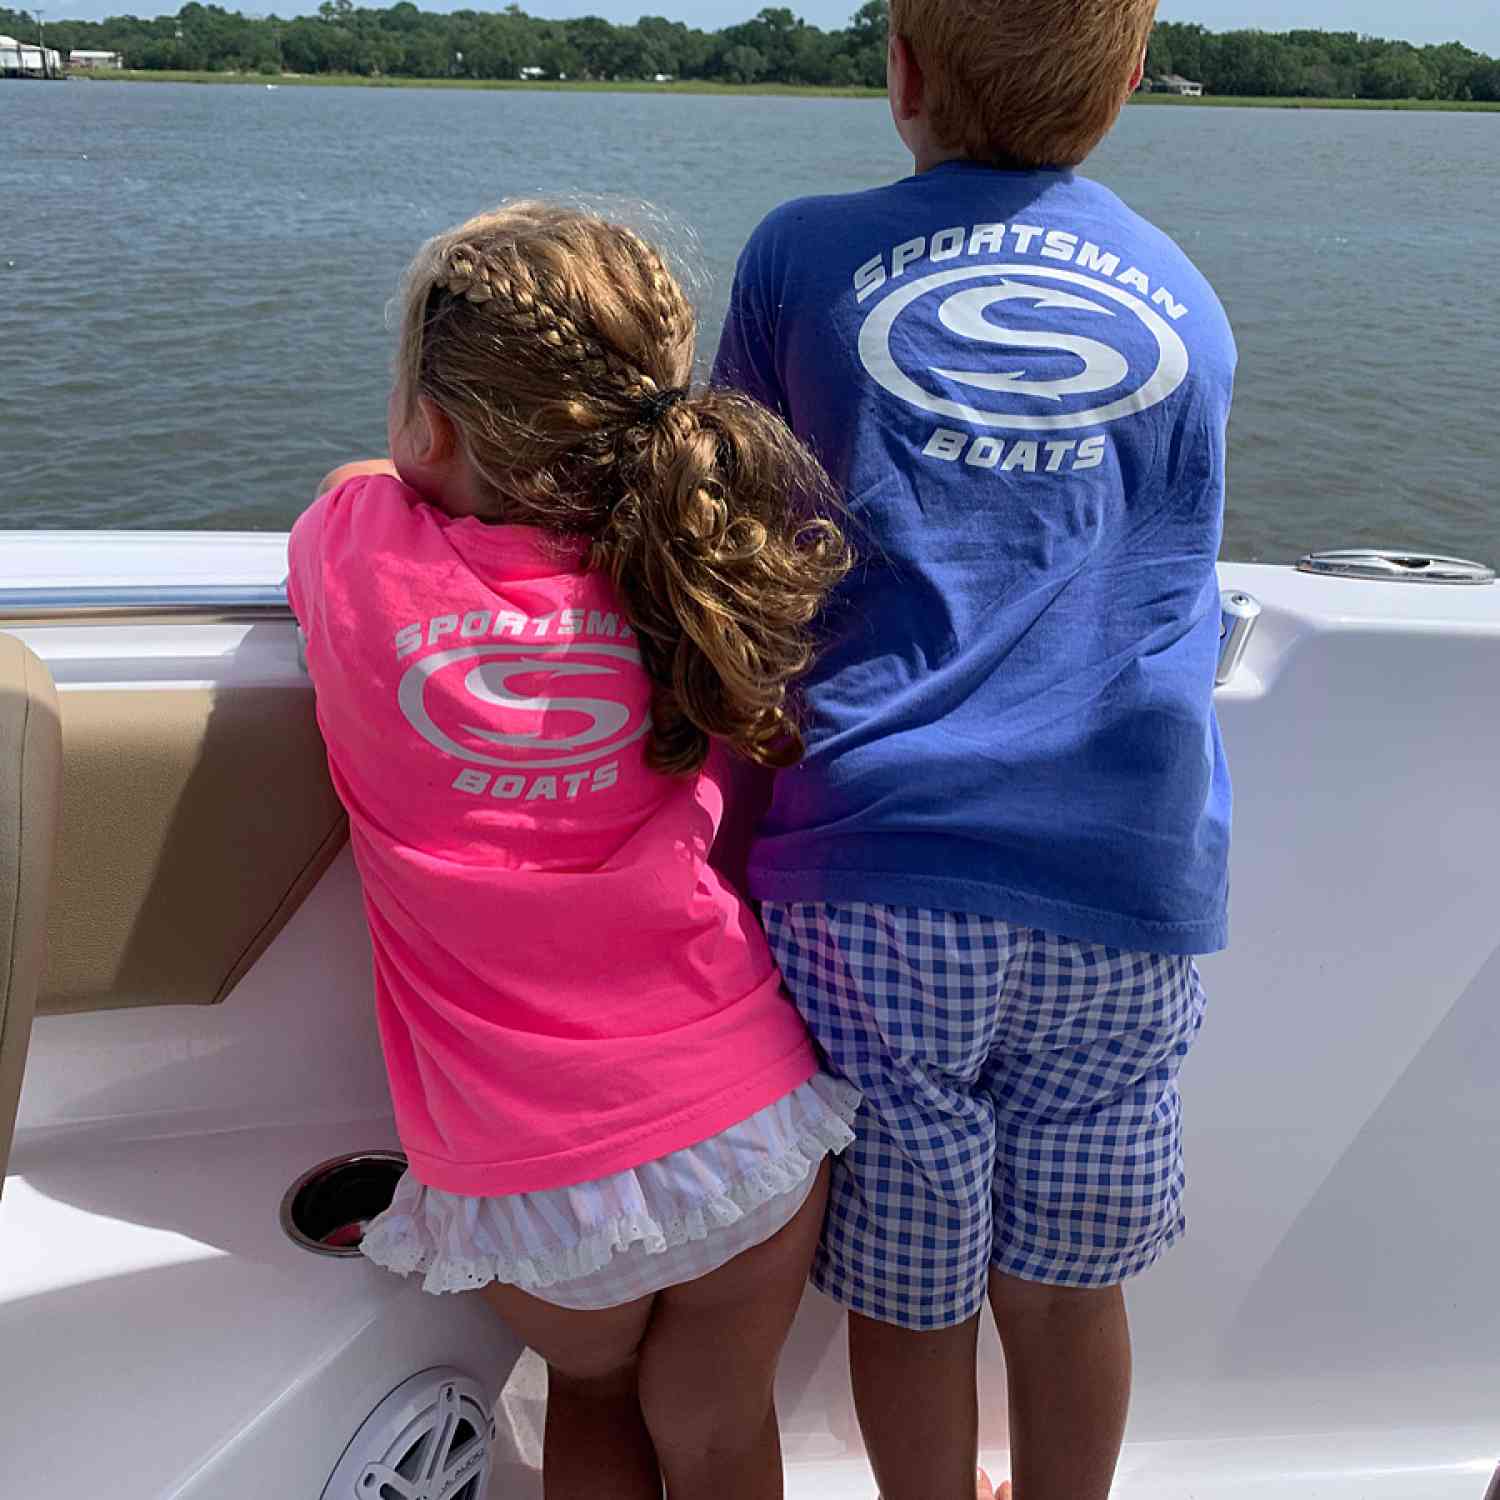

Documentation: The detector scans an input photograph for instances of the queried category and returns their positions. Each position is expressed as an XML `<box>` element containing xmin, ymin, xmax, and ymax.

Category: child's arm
<box><xmin>710</xmin><ymin>222</ymin><xmax>788</xmax><ymax>419</ymax></box>
<box><xmin>316</xmin><ymin>459</ymin><xmax>399</xmax><ymax>497</ymax></box>
<box><xmin>288</xmin><ymin>463</ymin><xmax>394</xmax><ymax>633</ymax></box>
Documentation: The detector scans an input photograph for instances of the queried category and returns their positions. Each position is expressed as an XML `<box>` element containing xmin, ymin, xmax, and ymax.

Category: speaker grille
<box><xmin>322</xmin><ymin>1369</ymin><xmax>494</xmax><ymax>1500</ymax></box>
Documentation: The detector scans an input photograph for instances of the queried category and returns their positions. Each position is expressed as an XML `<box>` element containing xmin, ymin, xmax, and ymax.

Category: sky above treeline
<box><xmin>45</xmin><ymin>0</ymin><xmax>1500</xmax><ymax>58</ymax></box>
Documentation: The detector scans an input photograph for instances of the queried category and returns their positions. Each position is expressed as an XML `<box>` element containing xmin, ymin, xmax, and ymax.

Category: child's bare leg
<box><xmin>845</xmin><ymin>1310</ymin><xmax>983</xmax><ymax>1500</ymax></box>
<box><xmin>479</xmin><ymin>1280</ymin><xmax>660</xmax><ymax>1500</ymax></box>
<box><xmin>635</xmin><ymin>1160</ymin><xmax>832</xmax><ymax>1500</ymax></box>
<box><xmin>987</xmin><ymin>1272</ymin><xmax>1130</xmax><ymax>1500</ymax></box>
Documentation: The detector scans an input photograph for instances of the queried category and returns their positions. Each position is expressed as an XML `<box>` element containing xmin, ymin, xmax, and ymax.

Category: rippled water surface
<box><xmin>2</xmin><ymin>82</ymin><xmax>1496</xmax><ymax>562</ymax></box>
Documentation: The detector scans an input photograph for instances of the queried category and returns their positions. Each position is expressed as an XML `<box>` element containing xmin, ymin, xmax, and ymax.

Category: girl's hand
<box><xmin>316</xmin><ymin>459</ymin><xmax>400</xmax><ymax>498</ymax></box>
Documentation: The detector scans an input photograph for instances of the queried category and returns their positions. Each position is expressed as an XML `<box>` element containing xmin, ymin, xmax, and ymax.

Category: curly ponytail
<box><xmin>592</xmin><ymin>387</ymin><xmax>850</xmax><ymax>773</ymax></box>
<box><xmin>395</xmin><ymin>201</ymin><xmax>851</xmax><ymax>774</ymax></box>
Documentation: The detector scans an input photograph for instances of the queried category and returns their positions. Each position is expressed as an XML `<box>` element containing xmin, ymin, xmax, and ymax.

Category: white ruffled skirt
<box><xmin>360</xmin><ymin>1073</ymin><xmax>860</xmax><ymax>1309</ymax></box>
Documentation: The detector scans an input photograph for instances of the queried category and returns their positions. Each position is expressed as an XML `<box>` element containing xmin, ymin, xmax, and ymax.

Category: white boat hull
<box><xmin>2</xmin><ymin>534</ymin><xmax>1496</xmax><ymax>1497</ymax></box>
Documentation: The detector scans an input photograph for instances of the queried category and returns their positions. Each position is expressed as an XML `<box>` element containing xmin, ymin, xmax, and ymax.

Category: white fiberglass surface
<box><xmin>0</xmin><ymin>529</ymin><xmax>290</xmax><ymax>591</ymax></box>
<box><xmin>3</xmin><ymin>534</ymin><xmax>1498</xmax><ymax>1498</ymax></box>
<box><xmin>12</xmin><ymin>853</ymin><xmax>391</xmax><ymax>1147</ymax></box>
<box><xmin>0</xmin><ymin>1119</ymin><xmax>521</xmax><ymax>1499</ymax></box>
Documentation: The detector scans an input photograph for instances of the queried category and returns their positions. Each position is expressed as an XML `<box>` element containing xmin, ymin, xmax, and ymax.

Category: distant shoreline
<box><xmin>82</xmin><ymin>71</ymin><xmax>1500</xmax><ymax>111</ymax></box>
<box><xmin>1130</xmin><ymin>91</ymin><xmax>1499</xmax><ymax>111</ymax></box>
<box><xmin>90</xmin><ymin>70</ymin><xmax>884</xmax><ymax>99</ymax></box>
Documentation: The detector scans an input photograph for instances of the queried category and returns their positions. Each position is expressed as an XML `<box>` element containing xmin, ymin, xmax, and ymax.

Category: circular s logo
<box><xmin>398</xmin><ymin>643</ymin><xmax>650</xmax><ymax>771</ymax></box>
<box><xmin>857</xmin><ymin>265</ymin><xmax>1188</xmax><ymax>433</ymax></box>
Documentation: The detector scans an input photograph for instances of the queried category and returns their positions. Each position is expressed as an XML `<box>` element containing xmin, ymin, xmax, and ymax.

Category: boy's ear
<box><xmin>1128</xmin><ymin>45</ymin><xmax>1146</xmax><ymax>94</ymax></box>
<box><xmin>888</xmin><ymin>31</ymin><xmax>926</xmax><ymax>122</ymax></box>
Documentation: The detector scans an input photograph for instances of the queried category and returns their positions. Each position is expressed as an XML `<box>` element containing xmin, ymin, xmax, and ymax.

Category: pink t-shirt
<box><xmin>288</xmin><ymin>475</ymin><xmax>816</xmax><ymax>1195</ymax></box>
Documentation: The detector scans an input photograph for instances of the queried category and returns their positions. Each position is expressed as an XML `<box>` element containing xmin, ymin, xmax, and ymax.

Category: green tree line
<box><xmin>4</xmin><ymin>2</ymin><xmax>889</xmax><ymax>85</ymax></box>
<box><xmin>5</xmin><ymin>2</ymin><xmax>1497</xmax><ymax>100</ymax></box>
<box><xmin>1146</xmin><ymin>21</ymin><xmax>1500</xmax><ymax>101</ymax></box>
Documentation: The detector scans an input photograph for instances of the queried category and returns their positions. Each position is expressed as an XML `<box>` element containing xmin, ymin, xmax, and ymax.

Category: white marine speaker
<box><xmin>322</xmin><ymin>1368</ymin><xmax>497</xmax><ymax>1500</ymax></box>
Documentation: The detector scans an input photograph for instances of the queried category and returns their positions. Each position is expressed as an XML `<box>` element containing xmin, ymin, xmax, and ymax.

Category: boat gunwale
<box><xmin>0</xmin><ymin>584</ymin><xmax>292</xmax><ymax>624</ymax></box>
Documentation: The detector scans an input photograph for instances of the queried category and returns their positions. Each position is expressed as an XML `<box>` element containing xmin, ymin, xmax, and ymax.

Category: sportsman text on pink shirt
<box><xmin>395</xmin><ymin>606</ymin><xmax>635</xmax><ymax>657</ymax></box>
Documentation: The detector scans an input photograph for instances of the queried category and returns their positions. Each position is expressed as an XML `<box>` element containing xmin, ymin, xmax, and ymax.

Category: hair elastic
<box><xmin>638</xmin><ymin>386</ymin><xmax>690</xmax><ymax>428</ymax></box>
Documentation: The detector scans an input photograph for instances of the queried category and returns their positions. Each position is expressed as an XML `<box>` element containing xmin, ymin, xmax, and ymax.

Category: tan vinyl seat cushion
<box><xmin>0</xmin><ymin>635</ymin><xmax>62</xmax><ymax>1189</ymax></box>
<box><xmin>41</xmin><ymin>683</ymin><xmax>347</xmax><ymax>1014</ymax></box>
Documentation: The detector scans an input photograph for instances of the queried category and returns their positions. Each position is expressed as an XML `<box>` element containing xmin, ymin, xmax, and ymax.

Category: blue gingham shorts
<box><xmin>761</xmin><ymin>902</ymin><xmax>1207</xmax><ymax>1330</ymax></box>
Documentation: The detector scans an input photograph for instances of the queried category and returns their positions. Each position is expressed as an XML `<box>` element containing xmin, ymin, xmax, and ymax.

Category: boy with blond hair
<box><xmin>714</xmin><ymin>3</ymin><xmax>1234</xmax><ymax>1498</ymax></box>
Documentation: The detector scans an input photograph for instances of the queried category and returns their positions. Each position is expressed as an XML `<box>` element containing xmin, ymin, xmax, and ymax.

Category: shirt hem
<box><xmin>401</xmin><ymin>1040</ymin><xmax>819</xmax><ymax>1196</ymax></box>
<box><xmin>749</xmin><ymin>866</ymin><xmax>1227</xmax><ymax>956</ymax></box>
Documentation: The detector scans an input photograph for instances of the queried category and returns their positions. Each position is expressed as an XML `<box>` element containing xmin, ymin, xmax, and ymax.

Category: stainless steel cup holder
<box><xmin>280</xmin><ymin>1150</ymin><xmax>408</xmax><ymax>1257</ymax></box>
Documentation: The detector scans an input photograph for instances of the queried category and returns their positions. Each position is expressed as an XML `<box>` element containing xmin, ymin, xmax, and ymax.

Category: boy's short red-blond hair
<box><xmin>890</xmin><ymin>0</ymin><xmax>1157</xmax><ymax>168</ymax></box>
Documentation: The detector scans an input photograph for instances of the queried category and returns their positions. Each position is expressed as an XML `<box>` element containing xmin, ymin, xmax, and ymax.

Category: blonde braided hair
<box><xmin>394</xmin><ymin>202</ymin><xmax>851</xmax><ymax>774</ymax></box>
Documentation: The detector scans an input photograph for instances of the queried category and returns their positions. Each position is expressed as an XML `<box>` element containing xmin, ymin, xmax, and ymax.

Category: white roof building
<box><xmin>2</xmin><ymin>34</ymin><xmax>65</xmax><ymax>76</ymax></box>
<box><xmin>1157</xmin><ymin>72</ymin><xmax>1204</xmax><ymax>96</ymax></box>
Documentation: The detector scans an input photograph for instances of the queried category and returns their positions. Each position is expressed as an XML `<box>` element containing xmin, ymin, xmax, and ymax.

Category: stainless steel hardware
<box><xmin>280</xmin><ymin>1150</ymin><xmax>408</xmax><ymax>1258</ymax></box>
<box><xmin>1296</xmin><ymin>550</ymin><xmax>1495</xmax><ymax>584</ymax></box>
<box><xmin>0</xmin><ymin>583</ymin><xmax>292</xmax><ymax>622</ymax></box>
<box><xmin>1216</xmin><ymin>589</ymin><xmax>1260</xmax><ymax>686</ymax></box>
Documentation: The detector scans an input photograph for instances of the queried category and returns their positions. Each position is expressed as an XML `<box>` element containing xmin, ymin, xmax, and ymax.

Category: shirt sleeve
<box><xmin>285</xmin><ymin>485</ymin><xmax>342</xmax><ymax>640</ymax></box>
<box><xmin>711</xmin><ymin>218</ymin><xmax>788</xmax><ymax>421</ymax></box>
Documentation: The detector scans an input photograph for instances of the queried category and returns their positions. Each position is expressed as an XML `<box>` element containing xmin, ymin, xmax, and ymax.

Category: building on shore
<box><xmin>1153</xmin><ymin>72</ymin><xmax>1204</xmax><ymax>96</ymax></box>
<box><xmin>0</xmin><ymin>35</ymin><xmax>64</xmax><ymax>79</ymax></box>
<box><xmin>69</xmin><ymin>49</ymin><xmax>124</xmax><ymax>70</ymax></box>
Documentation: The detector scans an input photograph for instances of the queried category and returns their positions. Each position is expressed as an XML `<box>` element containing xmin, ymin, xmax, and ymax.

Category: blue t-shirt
<box><xmin>713</xmin><ymin>162</ymin><xmax>1235</xmax><ymax>955</ymax></box>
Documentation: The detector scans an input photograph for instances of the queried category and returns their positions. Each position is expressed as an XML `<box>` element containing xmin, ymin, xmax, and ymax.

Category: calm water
<box><xmin>2</xmin><ymin>82</ymin><xmax>1496</xmax><ymax>562</ymax></box>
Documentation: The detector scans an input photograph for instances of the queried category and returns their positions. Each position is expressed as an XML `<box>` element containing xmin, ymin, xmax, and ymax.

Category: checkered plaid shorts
<box><xmin>761</xmin><ymin>902</ymin><xmax>1207</xmax><ymax>1330</ymax></box>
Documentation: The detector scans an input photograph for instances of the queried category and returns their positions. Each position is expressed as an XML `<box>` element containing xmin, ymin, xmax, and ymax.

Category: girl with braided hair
<box><xmin>286</xmin><ymin>202</ymin><xmax>857</xmax><ymax>1500</ymax></box>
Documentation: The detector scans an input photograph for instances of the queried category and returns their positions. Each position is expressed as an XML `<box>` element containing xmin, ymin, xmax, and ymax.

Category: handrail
<box><xmin>0</xmin><ymin>584</ymin><xmax>293</xmax><ymax>622</ymax></box>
